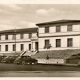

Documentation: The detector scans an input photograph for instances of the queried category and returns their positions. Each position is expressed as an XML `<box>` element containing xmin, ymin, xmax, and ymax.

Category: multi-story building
<box><xmin>1</xmin><ymin>19</ymin><xmax>80</xmax><ymax>64</ymax></box>
<box><xmin>33</xmin><ymin>20</ymin><xmax>80</xmax><ymax>64</ymax></box>
<box><xmin>0</xmin><ymin>28</ymin><xmax>38</xmax><ymax>56</ymax></box>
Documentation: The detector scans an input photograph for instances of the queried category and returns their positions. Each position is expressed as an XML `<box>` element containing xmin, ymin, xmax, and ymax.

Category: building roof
<box><xmin>36</xmin><ymin>19</ymin><xmax>80</xmax><ymax>26</ymax></box>
<box><xmin>31</xmin><ymin>49</ymin><xmax>80</xmax><ymax>59</ymax></box>
<box><xmin>0</xmin><ymin>27</ymin><xmax>38</xmax><ymax>34</ymax></box>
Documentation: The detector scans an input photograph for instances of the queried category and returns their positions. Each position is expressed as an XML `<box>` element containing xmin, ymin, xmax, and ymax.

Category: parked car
<box><xmin>66</xmin><ymin>53</ymin><xmax>80</xmax><ymax>64</ymax></box>
<box><xmin>14</xmin><ymin>56</ymin><xmax>38</xmax><ymax>65</ymax></box>
<box><xmin>1</xmin><ymin>56</ymin><xmax>17</xmax><ymax>63</ymax></box>
<box><xmin>0</xmin><ymin>55</ymin><xmax>6</xmax><ymax>62</ymax></box>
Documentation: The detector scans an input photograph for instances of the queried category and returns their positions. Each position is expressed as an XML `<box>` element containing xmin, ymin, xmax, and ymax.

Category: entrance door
<box><xmin>29</xmin><ymin>44</ymin><xmax>31</xmax><ymax>51</ymax></box>
<box><xmin>35</xmin><ymin>42</ymin><xmax>38</xmax><ymax>51</ymax></box>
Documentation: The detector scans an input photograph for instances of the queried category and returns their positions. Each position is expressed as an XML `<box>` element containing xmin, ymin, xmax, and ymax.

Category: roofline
<box><xmin>36</xmin><ymin>19</ymin><xmax>80</xmax><ymax>26</ymax></box>
<box><xmin>0</xmin><ymin>27</ymin><xmax>38</xmax><ymax>34</ymax></box>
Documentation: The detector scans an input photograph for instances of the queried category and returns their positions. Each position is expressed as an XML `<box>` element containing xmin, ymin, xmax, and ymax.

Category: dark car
<box><xmin>66</xmin><ymin>53</ymin><xmax>80</xmax><ymax>64</ymax></box>
<box><xmin>0</xmin><ymin>55</ymin><xmax>6</xmax><ymax>62</ymax></box>
<box><xmin>1</xmin><ymin>56</ymin><xmax>17</xmax><ymax>63</ymax></box>
<box><xmin>14</xmin><ymin>56</ymin><xmax>38</xmax><ymax>65</ymax></box>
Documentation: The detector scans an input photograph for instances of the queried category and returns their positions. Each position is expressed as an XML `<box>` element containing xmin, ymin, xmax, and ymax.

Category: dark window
<box><xmin>44</xmin><ymin>39</ymin><xmax>50</xmax><ymax>49</ymax></box>
<box><xmin>21</xmin><ymin>44</ymin><xmax>24</xmax><ymax>51</ymax></box>
<box><xmin>20</xmin><ymin>34</ymin><xmax>24</xmax><ymax>39</ymax></box>
<box><xmin>56</xmin><ymin>26</ymin><xmax>61</xmax><ymax>32</ymax></box>
<box><xmin>45</xmin><ymin>27</ymin><xmax>49</xmax><ymax>33</ymax></box>
<box><xmin>0</xmin><ymin>45</ymin><xmax>1</xmax><ymax>51</ymax></box>
<box><xmin>29</xmin><ymin>33</ymin><xmax>32</xmax><ymax>38</ymax></box>
<box><xmin>29</xmin><ymin>44</ymin><xmax>31</xmax><ymax>51</ymax></box>
<box><xmin>56</xmin><ymin>39</ymin><xmax>61</xmax><ymax>47</ymax></box>
<box><xmin>0</xmin><ymin>35</ymin><xmax>1</xmax><ymax>40</ymax></box>
<box><xmin>12</xmin><ymin>34</ymin><xmax>16</xmax><ymax>40</ymax></box>
<box><xmin>5</xmin><ymin>45</ymin><xmax>8</xmax><ymax>51</ymax></box>
<box><xmin>5</xmin><ymin>35</ymin><xmax>8</xmax><ymax>40</ymax></box>
<box><xmin>67</xmin><ymin>25</ymin><xmax>73</xmax><ymax>31</ymax></box>
<box><xmin>67</xmin><ymin>38</ymin><xmax>73</xmax><ymax>47</ymax></box>
<box><xmin>13</xmin><ymin>44</ymin><xmax>16</xmax><ymax>51</ymax></box>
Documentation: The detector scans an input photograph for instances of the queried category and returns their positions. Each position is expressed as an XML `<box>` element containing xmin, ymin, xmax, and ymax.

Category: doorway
<box><xmin>35</xmin><ymin>42</ymin><xmax>38</xmax><ymax>51</ymax></box>
<box><xmin>29</xmin><ymin>44</ymin><xmax>31</xmax><ymax>51</ymax></box>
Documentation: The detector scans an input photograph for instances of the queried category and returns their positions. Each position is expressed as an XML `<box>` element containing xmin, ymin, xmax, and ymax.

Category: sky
<box><xmin>0</xmin><ymin>4</ymin><xmax>80</xmax><ymax>30</ymax></box>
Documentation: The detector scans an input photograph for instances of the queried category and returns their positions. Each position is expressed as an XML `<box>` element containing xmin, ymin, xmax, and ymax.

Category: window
<box><xmin>0</xmin><ymin>45</ymin><xmax>1</xmax><ymax>51</ymax></box>
<box><xmin>0</xmin><ymin>35</ymin><xmax>1</xmax><ymax>40</ymax></box>
<box><xmin>12</xmin><ymin>34</ymin><xmax>16</xmax><ymax>40</ymax></box>
<box><xmin>13</xmin><ymin>44</ymin><xmax>16</xmax><ymax>51</ymax></box>
<box><xmin>44</xmin><ymin>39</ymin><xmax>50</xmax><ymax>49</ymax></box>
<box><xmin>67</xmin><ymin>25</ymin><xmax>73</xmax><ymax>31</ymax></box>
<box><xmin>5</xmin><ymin>45</ymin><xmax>8</xmax><ymax>51</ymax></box>
<box><xmin>67</xmin><ymin>38</ymin><xmax>73</xmax><ymax>47</ymax></box>
<box><xmin>45</xmin><ymin>27</ymin><xmax>49</xmax><ymax>33</ymax></box>
<box><xmin>20</xmin><ymin>34</ymin><xmax>24</xmax><ymax>39</ymax></box>
<box><xmin>21</xmin><ymin>44</ymin><xmax>24</xmax><ymax>51</ymax></box>
<box><xmin>56</xmin><ymin>39</ymin><xmax>61</xmax><ymax>47</ymax></box>
<box><xmin>5</xmin><ymin>35</ymin><xmax>8</xmax><ymax>40</ymax></box>
<box><xmin>29</xmin><ymin>33</ymin><xmax>32</xmax><ymax>38</ymax></box>
<box><xmin>56</xmin><ymin>26</ymin><xmax>61</xmax><ymax>32</ymax></box>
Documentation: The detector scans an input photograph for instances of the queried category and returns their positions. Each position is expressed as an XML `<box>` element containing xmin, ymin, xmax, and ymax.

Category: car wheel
<box><xmin>32</xmin><ymin>63</ymin><xmax>35</xmax><ymax>65</ymax></box>
<box><xmin>22</xmin><ymin>61</ymin><xmax>26</xmax><ymax>65</ymax></box>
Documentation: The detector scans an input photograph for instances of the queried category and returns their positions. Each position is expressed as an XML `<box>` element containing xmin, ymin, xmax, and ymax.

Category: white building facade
<box><xmin>1</xmin><ymin>20</ymin><xmax>80</xmax><ymax>64</ymax></box>
<box><xmin>36</xmin><ymin>20</ymin><xmax>80</xmax><ymax>51</ymax></box>
<box><xmin>0</xmin><ymin>28</ymin><xmax>38</xmax><ymax>55</ymax></box>
<box><xmin>34</xmin><ymin>20</ymin><xmax>80</xmax><ymax>64</ymax></box>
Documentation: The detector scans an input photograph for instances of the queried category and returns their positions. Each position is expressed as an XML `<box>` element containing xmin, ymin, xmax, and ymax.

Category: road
<box><xmin>0</xmin><ymin>71</ymin><xmax>80</xmax><ymax>77</ymax></box>
<box><xmin>0</xmin><ymin>63</ymin><xmax>80</xmax><ymax>77</ymax></box>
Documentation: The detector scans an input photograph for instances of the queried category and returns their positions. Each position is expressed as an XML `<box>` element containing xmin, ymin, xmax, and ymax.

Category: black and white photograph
<box><xmin>0</xmin><ymin>1</ymin><xmax>80</xmax><ymax>77</ymax></box>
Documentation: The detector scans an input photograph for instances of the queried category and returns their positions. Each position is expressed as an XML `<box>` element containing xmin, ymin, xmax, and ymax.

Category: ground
<box><xmin>0</xmin><ymin>63</ymin><xmax>80</xmax><ymax>71</ymax></box>
<box><xmin>0</xmin><ymin>63</ymin><xmax>80</xmax><ymax>77</ymax></box>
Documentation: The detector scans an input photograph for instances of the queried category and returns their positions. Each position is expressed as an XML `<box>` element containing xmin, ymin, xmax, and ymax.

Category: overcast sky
<box><xmin>0</xmin><ymin>4</ymin><xmax>80</xmax><ymax>30</ymax></box>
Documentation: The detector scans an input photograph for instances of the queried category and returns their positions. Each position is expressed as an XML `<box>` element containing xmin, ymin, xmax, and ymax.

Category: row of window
<box><xmin>45</xmin><ymin>25</ymin><xmax>72</xmax><ymax>33</ymax></box>
<box><xmin>0</xmin><ymin>44</ymin><xmax>31</xmax><ymax>51</ymax></box>
<box><xmin>44</xmin><ymin>38</ymin><xmax>73</xmax><ymax>48</ymax></box>
<box><xmin>0</xmin><ymin>33</ymin><xmax>32</xmax><ymax>40</ymax></box>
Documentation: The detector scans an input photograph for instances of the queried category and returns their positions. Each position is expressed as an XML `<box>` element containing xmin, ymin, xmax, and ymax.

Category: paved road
<box><xmin>0</xmin><ymin>63</ymin><xmax>80</xmax><ymax>77</ymax></box>
<box><xmin>0</xmin><ymin>71</ymin><xmax>80</xmax><ymax>77</ymax></box>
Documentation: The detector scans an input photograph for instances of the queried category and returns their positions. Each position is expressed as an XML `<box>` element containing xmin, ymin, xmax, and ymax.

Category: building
<box><xmin>0</xmin><ymin>28</ymin><xmax>38</xmax><ymax>56</ymax></box>
<box><xmin>32</xmin><ymin>20</ymin><xmax>80</xmax><ymax>64</ymax></box>
<box><xmin>1</xmin><ymin>19</ymin><xmax>80</xmax><ymax>64</ymax></box>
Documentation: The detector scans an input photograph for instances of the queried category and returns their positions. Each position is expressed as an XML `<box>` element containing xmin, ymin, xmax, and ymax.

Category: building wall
<box><xmin>39</xmin><ymin>36</ymin><xmax>80</xmax><ymax>51</ymax></box>
<box><xmin>38</xmin><ymin>24</ymin><xmax>80</xmax><ymax>51</ymax></box>
<box><xmin>39</xmin><ymin>24</ymin><xmax>80</xmax><ymax>34</ymax></box>
<box><xmin>37</xmin><ymin>59</ymin><xmax>64</xmax><ymax>64</ymax></box>
<box><xmin>0</xmin><ymin>32</ymin><xmax>38</xmax><ymax>54</ymax></box>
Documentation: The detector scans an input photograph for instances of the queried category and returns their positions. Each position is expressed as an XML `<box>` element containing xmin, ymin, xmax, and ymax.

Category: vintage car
<box><xmin>14</xmin><ymin>56</ymin><xmax>38</xmax><ymax>65</ymax></box>
<box><xmin>66</xmin><ymin>53</ymin><xmax>80</xmax><ymax>65</ymax></box>
<box><xmin>1</xmin><ymin>56</ymin><xmax>17</xmax><ymax>63</ymax></box>
<box><xmin>0</xmin><ymin>55</ymin><xmax>6</xmax><ymax>62</ymax></box>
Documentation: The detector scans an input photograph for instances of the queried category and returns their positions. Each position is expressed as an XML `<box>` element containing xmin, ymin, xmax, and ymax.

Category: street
<box><xmin>0</xmin><ymin>71</ymin><xmax>80</xmax><ymax>77</ymax></box>
<box><xmin>0</xmin><ymin>63</ymin><xmax>79</xmax><ymax>77</ymax></box>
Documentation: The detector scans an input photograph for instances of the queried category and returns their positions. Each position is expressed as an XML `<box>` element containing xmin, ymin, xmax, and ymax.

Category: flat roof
<box><xmin>0</xmin><ymin>27</ymin><xmax>38</xmax><ymax>34</ymax></box>
<box><xmin>36</xmin><ymin>19</ymin><xmax>80</xmax><ymax>26</ymax></box>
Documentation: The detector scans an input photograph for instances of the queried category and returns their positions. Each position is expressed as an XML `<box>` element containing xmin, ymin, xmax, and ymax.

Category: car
<box><xmin>66</xmin><ymin>54</ymin><xmax>80</xmax><ymax>64</ymax></box>
<box><xmin>0</xmin><ymin>55</ymin><xmax>6</xmax><ymax>62</ymax></box>
<box><xmin>14</xmin><ymin>56</ymin><xmax>38</xmax><ymax>65</ymax></box>
<box><xmin>1</xmin><ymin>56</ymin><xmax>18</xmax><ymax>63</ymax></box>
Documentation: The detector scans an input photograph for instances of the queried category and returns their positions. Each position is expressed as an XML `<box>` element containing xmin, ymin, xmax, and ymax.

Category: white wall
<box><xmin>39</xmin><ymin>27</ymin><xmax>45</xmax><ymax>33</ymax></box>
<box><xmin>39</xmin><ymin>24</ymin><xmax>80</xmax><ymax>34</ymax></box>
<box><xmin>37</xmin><ymin>59</ymin><xmax>64</xmax><ymax>64</ymax></box>
<box><xmin>39</xmin><ymin>36</ymin><xmax>80</xmax><ymax>51</ymax></box>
